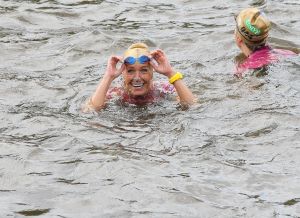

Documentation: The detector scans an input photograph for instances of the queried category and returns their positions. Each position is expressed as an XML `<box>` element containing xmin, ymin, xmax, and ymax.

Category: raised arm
<box><xmin>150</xmin><ymin>49</ymin><xmax>196</xmax><ymax>105</ymax></box>
<box><xmin>88</xmin><ymin>56</ymin><xmax>125</xmax><ymax>110</ymax></box>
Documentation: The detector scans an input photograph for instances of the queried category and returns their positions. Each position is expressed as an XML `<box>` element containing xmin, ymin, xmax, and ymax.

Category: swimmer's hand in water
<box><xmin>104</xmin><ymin>56</ymin><xmax>125</xmax><ymax>80</ymax></box>
<box><xmin>150</xmin><ymin>49</ymin><xmax>175</xmax><ymax>78</ymax></box>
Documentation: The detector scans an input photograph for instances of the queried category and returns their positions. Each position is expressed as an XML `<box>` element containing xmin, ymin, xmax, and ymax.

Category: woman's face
<box><xmin>123</xmin><ymin>62</ymin><xmax>153</xmax><ymax>97</ymax></box>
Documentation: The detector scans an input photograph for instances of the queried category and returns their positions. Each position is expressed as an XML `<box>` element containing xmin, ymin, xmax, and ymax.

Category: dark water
<box><xmin>1</xmin><ymin>0</ymin><xmax>300</xmax><ymax>217</ymax></box>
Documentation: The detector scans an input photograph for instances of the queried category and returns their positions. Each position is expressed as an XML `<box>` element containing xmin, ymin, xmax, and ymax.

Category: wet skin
<box><xmin>123</xmin><ymin>62</ymin><xmax>153</xmax><ymax>97</ymax></box>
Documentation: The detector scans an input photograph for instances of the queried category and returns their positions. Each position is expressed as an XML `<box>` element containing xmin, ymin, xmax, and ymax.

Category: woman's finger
<box><xmin>149</xmin><ymin>60</ymin><xmax>159</xmax><ymax>71</ymax></box>
<box><xmin>115</xmin><ymin>55</ymin><xmax>124</xmax><ymax>62</ymax></box>
<box><xmin>117</xmin><ymin>63</ymin><xmax>125</xmax><ymax>75</ymax></box>
<box><xmin>150</xmin><ymin>58</ymin><xmax>159</xmax><ymax>67</ymax></box>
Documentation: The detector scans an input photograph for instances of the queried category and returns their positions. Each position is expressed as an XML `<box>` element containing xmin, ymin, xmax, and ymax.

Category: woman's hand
<box><xmin>150</xmin><ymin>49</ymin><xmax>196</xmax><ymax>106</ymax></box>
<box><xmin>150</xmin><ymin>49</ymin><xmax>174</xmax><ymax>78</ymax></box>
<box><xmin>88</xmin><ymin>55</ymin><xmax>125</xmax><ymax>111</ymax></box>
<box><xmin>104</xmin><ymin>55</ymin><xmax>125</xmax><ymax>80</ymax></box>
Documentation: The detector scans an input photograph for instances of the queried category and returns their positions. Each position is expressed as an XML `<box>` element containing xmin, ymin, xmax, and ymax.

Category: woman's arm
<box><xmin>88</xmin><ymin>56</ymin><xmax>125</xmax><ymax>110</ymax></box>
<box><xmin>150</xmin><ymin>49</ymin><xmax>195</xmax><ymax>105</ymax></box>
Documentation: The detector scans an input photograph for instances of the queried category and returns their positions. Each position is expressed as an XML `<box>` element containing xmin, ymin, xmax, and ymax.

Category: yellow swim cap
<box><xmin>124</xmin><ymin>43</ymin><xmax>150</xmax><ymax>59</ymax></box>
<box><xmin>235</xmin><ymin>8</ymin><xmax>271</xmax><ymax>46</ymax></box>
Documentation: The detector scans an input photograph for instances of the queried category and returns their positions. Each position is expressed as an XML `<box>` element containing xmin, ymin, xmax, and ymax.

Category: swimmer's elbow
<box><xmin>82</xmin><ymin>97</ymin><xmax>106</xmax><ymax>112</ymax></box>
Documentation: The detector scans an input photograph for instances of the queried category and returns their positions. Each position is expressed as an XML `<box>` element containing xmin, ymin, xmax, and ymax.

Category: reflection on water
<box><xmin>1</xmin><ymin>0</ymin><xmax>300</xmax><ymax>217</ymax></box>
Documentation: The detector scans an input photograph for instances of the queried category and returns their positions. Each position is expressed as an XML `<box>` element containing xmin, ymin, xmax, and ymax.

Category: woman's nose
<box><xmin>132</xmin><ymin>75</ymin><xmax>141</xmax><ymax>82</ymax></box>
<box><xmin>133</xmin><ymin>71</ymin><xmax>142</xmax><ymax>78</ymax></box>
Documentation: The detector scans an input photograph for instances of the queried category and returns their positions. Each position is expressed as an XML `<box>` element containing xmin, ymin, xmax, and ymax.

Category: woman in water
<box><xmin>85</xmin><ymin>43</ymin><xmax>195</xmax><ymax>111</ymax></box>
<box><xmin>234</xmin><ymin>7</ymin><xmax>297</xmax><ymax>76</ymax></box>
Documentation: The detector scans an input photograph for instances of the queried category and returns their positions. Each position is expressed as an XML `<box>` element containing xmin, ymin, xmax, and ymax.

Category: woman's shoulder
<box><xmin>235</xmin><ymin>46</ymin><xmax>297</xmax><ymax>75</ymax></box>
<box><xmin>272</xmin><ymin>48</ymin><xmax>297</xmax><ymax>57</ymax></box>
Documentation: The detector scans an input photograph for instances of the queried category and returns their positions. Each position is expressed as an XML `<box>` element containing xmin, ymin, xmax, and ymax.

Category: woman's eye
<box><xmin>127</xmin><ymin>70</ymin><xmax>134</xmax><ymax>74</ymax></box>
<box><xmin>140</xmin><ymin>69</ymin><xmax>149</xmax><ymax>74</ymax></box>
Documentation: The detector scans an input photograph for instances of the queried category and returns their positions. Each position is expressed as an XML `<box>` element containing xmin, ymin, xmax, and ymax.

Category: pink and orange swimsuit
<box><xmin>106</xmin><ymin>82</ymin><xmax>176</xmax><ymax>105</ymax></box>
<box><xmin>235</xmin><ymin>46</ymin><xmax>296</xmax><ymax>77</ymax></box>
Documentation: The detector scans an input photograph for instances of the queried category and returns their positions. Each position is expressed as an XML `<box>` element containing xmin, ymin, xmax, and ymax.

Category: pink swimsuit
<box><xmin>235</xmin><ymin>46</ymin><xmax>296</xmax><ymax>76</ymax></box>
<box><xmin>107</xmin><ymin>82</ymin><xmax>175</xmax><ymax>105</ymax></box>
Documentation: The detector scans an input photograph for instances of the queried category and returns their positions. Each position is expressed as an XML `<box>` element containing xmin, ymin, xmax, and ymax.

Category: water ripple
<box><xmin>1</xmin><ymin>0</ymin><xmax>300</xmax><ymax>217</ymax></box>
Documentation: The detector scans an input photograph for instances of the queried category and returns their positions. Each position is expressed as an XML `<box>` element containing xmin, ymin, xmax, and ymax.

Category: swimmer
<box><xmin>234</xmin><ymin>7</ymin><xmax>297</xmax><ymax>76</ymax></box>
<box><xmin>85</xmin><ymin>43</ymin><xmax>195</xmax><ymax>111</ymax></box>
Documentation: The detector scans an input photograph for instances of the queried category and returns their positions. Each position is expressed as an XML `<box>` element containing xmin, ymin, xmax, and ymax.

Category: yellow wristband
<box><xmin>169</xmin><ymin>72</ymin><xmax>183</xmax><ymax>84</ymax></box>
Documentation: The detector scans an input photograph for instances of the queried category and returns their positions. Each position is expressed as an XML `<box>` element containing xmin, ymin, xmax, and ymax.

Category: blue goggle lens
<box><xmin>124</xmin><ymin>56</ymin><xmax>136</xmax><ymax>65</ymax></box>
<box><xmin>138</xmin><ymin>55</ymin><xmax>150</xmax><ymax>64</ymax></box>
<box><xmin>124</xmin><ymin>55</ymin><xmax>150</xmax><ymax>65</ymax></box>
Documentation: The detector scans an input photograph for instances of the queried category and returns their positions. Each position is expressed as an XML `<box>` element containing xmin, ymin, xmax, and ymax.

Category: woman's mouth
<box><xmin>131</xmin><ymin>81</ymin><xmax>144</xmax><ymax>88</ymax></box>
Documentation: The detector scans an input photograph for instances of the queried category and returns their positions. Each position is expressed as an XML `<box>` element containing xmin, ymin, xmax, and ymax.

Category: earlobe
<box><xmin>238</xmin><ymin>36</ymin><xmax>243</xmax><ymax>45</ymax></box>
<box><xmin>234</xmin><ymin>30</ymin><xmax>243</xmax><ymax>46</ymax></box>
<box><xmin>236</xmin><ymin>35</ymin><xmax>243</xmax><ymax>48</ymax></box>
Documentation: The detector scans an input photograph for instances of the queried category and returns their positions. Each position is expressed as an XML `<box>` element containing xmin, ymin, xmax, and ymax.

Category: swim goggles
<box><xmin>124</xmin><ymin>55</ymin><xmax>150</xmax><ymax>65</ymax></box>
